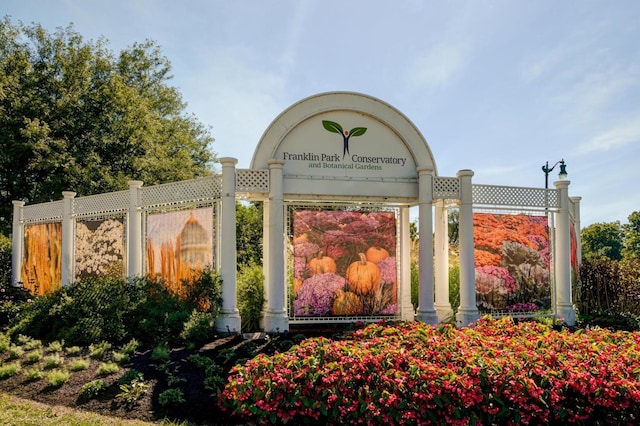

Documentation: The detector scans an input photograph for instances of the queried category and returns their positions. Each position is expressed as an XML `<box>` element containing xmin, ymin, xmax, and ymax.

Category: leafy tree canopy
<box><xmin>622</xmin><ymin>211</ymin><xmax>640</xmax><ymax>260</ymax></box>
<box><xmin>581</xmin><ymin>221</ymin><xmax>623</xmax><ymax>261</ymax></box>
<box><xmin>0</xmin><ymin>17</ymin><xmax>216</xmax><ymax>234</ymax></box>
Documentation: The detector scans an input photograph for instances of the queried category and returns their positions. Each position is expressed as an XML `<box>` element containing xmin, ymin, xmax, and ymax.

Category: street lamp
<box><xmin>542</xmin><ymin>159</ymin><xmax>567</xmax><ymax>189</ymax></box>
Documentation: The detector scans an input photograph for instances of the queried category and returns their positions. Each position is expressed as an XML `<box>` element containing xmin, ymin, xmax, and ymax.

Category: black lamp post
<box><xmin>542</xmin><ymin>159</ymin><xmax>567</xmax><ymax>189</ymax></box>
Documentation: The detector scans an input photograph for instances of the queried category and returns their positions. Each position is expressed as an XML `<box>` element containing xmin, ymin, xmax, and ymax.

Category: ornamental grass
<box><xmin>219</xmin><ymin>317</ymin><xmax>640</xmax><ymax>425</ymax></box>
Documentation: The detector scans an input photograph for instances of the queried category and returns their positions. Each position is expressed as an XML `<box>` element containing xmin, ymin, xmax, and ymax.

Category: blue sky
<box><xmin>4</xmin><ymin>0</ymin><xmax>639</xmax><ymax>227</ymax></box>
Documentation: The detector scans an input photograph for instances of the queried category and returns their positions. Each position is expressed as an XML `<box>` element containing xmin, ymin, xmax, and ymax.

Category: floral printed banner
<box><xmin>21</xmin><ymin>223</ymin><xmax>62</xmax><ymax>295</ymax></box>
<box><xmin>291</xmin><ymin>209</ymin><xmax>397</xmax><ymax>317</ymax></box>
<box><xmin>145</xmin><ymin>207</ymin><xmax>214</xmax><ymax>295</ymax></box>
<box><xmin>75</xmin><ymin>218</ymin><xmax>125</xmax><ymax>280</ymax></box>
<box><xmin>473</xmin><ymin>213</ymin><xmax>551</xmax><ymax>312</ymax></box>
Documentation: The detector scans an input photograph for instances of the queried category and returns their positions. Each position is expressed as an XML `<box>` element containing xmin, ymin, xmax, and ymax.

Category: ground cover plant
<box><xmin>220</xmin><ymin>317</ymin><xmax>640</xmax><ymax>425</ymax></box>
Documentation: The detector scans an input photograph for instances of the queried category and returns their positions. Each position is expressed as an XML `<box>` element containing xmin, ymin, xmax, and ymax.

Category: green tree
<box><xmin>622</xmin><ymin>211</ymin><xmax>640</xmax><ymax>260</ymax></box>
<box><xmin>581</xmin><ymin>221</ymin><xmax>623</xmax><ymax>261</ymax></box>
<box><xmin>0</xmin><ymin>18</ymin><xmax>215</xmax><ymax>234</ymax></box>
<box><xmin>236</xmin><ymin>202</ymin><xmax>263</xmax><ymax>268</ymax></box>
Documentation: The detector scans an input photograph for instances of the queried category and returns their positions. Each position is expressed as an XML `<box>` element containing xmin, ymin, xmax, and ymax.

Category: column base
<box><xmin>434</xmin><ymin>304</ymin><xmax>454</xmax><ymax>324</ymax></box>
<box><xmin>556</xmin><ymin>304</ymin><xmax>577</xmax><ymax>326</ymax></box>
<box><xmin>456</xmin><ymin>307</ymin><xmax>480</xmax><ymax>328</ymax></box>
<box><xmin>215</xmin><ymin>310</ymin><xmax>241</xmax><ymax>335</ymax></box>
<box><xmin>415</xmin><ymin>309</ymin><xmax>439</xmax><ymax>325</ymax></box>
<box><xmin>262</xmin><ymin>309</ymin><xmax>289</xmax><ymax>334</ymax></box>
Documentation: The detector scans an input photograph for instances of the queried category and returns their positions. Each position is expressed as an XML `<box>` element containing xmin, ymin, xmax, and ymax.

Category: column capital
<box><xmin>267</xmin><ymin>159</ymin><xmax>285</xmax><ymax>168</ymax></box>
<box><xmin>128</xmin><ymin>180</ymin><xmax>143</xmax><ymax>188</ymax></box>
<box><xmin>219</xmin><ymin>157</ymin><xmax>238</xmax><ymax>167</ymax></box>
<box><xmin>416</xmin><ymin>166</ymin><xmax>434</xmax><ymax>175</ymax></box>
<box><xmin>12</xmin><ymin>200</ymin><xmax>25</xmax><ymax>207</ymax></box>
<box><xmin>456</xmin><ymin>169</ymin><xmax>474</xmax><ymax>178</ymax></box>
<box><xmin>553</xmin><ymin>179</ymin><xmax>571</xmax><ymax>189</ymax></box>
<box><xmin>62</xmin><ymin>191</ymin><xmax>77</xmax><ymax>199</ymax></box>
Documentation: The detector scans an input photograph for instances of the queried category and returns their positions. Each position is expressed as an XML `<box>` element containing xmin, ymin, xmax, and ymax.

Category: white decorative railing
<box><xmin>237</xmin><ymin>169</ymin><xmax>269</xmax><ymax>193</ymax></box>
<box><xmin>22</xmin><ymin>200</ymin><xmax>64</xmax><ymax>223</ymax></box>
<box><xmin>140</xmin><ymin>175</ymin><xmax>222</xmax><ymax>209</ymax></box>
<box><xmin>472</xmin><ymin>184</ymin><xmax>559</xmax><ymax>209</ymax></box>
<box><xmin>74</xmin><ymin>190</ymin><xmax>130</xmax><ymax>218</ymax></box>
<box><xmin>434</xmin><ymin>177</ymin><xmax>460</xmax><ymax>199</ymax></box>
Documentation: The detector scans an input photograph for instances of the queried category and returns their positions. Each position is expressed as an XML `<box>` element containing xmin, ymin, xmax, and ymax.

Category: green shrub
<box><xmin>42</xmin><ymin>353</ymin><xmax>64</xmax><ymax>369</ymax></box>
<box><xmin>8</xmin><ymin>273</ymin><xmax>223</xmax><ymax>348</ymax></box>
<box><xmin>46</xmin><ymin>369</ymin><xmax>70</xmax><ymax>387</ymax></box>
<box><xmin>121</xmin><ymin>338</ymin><xmax>139</xmax><ymax>355</ymax></box>
<box><xmin>180</xmin><ymin>310</ymin><xmax>215</xmax><ymax>348</ymax></box>
<box><xmin>237</xmin><ymin>263</ymin><xmax>264</xmax><ymax>332</ymax></box>
<box><xmin>68</xmin><ymin>358</ymin><xmax>90</xmax><ymax>372</ymax></box>
<box><xmin>89</xmin><ymin>341</ymin><xmax>111</xmax><ymax>359</ymax></box>
<box><xmin>46</xmin><ymin>340</ymin><xmax>64</xmax><ymax>353</ymax></box>
<box><xmin>65</xmin><ymin>346</ymin><xmax>82</xmax><ymax>357</ymax></box>
<box><xmin>80</xmin><ymin>379</ymin><xmax>107</xmax><ymax>400</ymax></box>
<box><xmin>112</xmin><ymin>351</ymin><xmax>130</xmax><ymax>364</ymax></box>
<box><xmin>23</xmin><ymin>366</ymin><xmax>44</xmax><ymax>381</ymax></box>
<box><xmin>8</xmin><ymin>344</ymin><xmax>23</xmax><ymax>360</ymax></box>
<box><xmin>158</xmin><ymin>388</ymin><xmax>185</xmax><ymax>406</ymax></box>
<box><xmin>24</xmin><ymin>349</ymin><xmax>43</xmax><ymax>364</ymax></box>
<box><xmin>151</xmin><ymin>342</ymin><xmax>170</xmax><ymax>363</ymax></box>
<box><xmin>118</xmin><ymin>369</ymin><xmax>143</xmax><ymax>386</ymax></box>
<box><xmin>117</xmin><ymin>377</ymin><xmax>148</xmax><ymax>404</ymax></box>
<box><xmin>0</xmin><ymin>234</ymin><xmax>12</xmax><ymax>287</ymax></box>
<box><xmin>0</xmin><ymin>333</ymin><xmax>10</xmax><ymax>352</ymax></box>
<box><xmin>96</xmin><ymin>361</ymin><xmax>119</xmax><ymax>376</ymax></box>
<box><xmin>20</xmin><ymin>335</ymin><xmax>42</xmax><ymax>350</ymax></box>
<box><xmin>0</xmin><ymin>362</ymin><xmax>20</xmax><ymax>379</ymax></box>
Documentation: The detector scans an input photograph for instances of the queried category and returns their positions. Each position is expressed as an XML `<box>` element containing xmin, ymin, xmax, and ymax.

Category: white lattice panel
<box><xmin>237</xmin><ymin>169</ymin><xmax>269</xmax><ymax>193</ymax></box>
<box><xmin>141</xmin><ymin>176</ymin><xmax>222</xmax><ymax>208</ymax></box>
<box><xmin>434</xmin><ymin>177</ymin><xmax>460</xmax><ymax>199</ymax></box>
<box><xmin>472</xmin><ymin>184</ymin><xmax>559</xmax><ymax>208</ymax></box>
<box><xmin>74</xmin><ymin>190</ymin><xmax>130</xmax><ymax>218</ymax></box>
<box><xmin>22</xmin><ymin>200</ymin><xmax>64</xmax><ymax>223</ymax></box>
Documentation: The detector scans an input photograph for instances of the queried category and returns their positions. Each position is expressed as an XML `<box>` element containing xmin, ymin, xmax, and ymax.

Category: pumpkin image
<box><xmin>293</xmin><ymin>233</ymin><xmax>309</xmax><ymax>244</ymax></box>
<box><xmin>365</xmin><ymin>246</ymin><xmax>389</xmax><ymax>263</ymax></box>
<box><xmin>308</xmin><ymin>252</ymin><xmax>337</xmax><ymax>275</ymax></box>
<box><xmin>332</xmin><ymin>289</ymin><xmax>364</xmax><ymax>316</ymax></box>
<box><xmin>346</xmin><ymin>253</ymin><xmax>381</xmax><ymax>296</ymax></box>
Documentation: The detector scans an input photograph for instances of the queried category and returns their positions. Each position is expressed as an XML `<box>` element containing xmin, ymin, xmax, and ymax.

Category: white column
<box><xmin>399</xmin><ymin>207</ymin><xmax>414</xmax><ymax>320</ymax></box>
<box><xmin>415</xmin><ymin>167</ymin><xmax>438</xmax><ymax>324</ymax></box>
<box><xmin>216</xmin><ymin>157</ymin><xmax>241</xmax><ymax>334</ymax></box>
<box><xmin>434</xmin><ymin>200</ymin><xmax>453</xmax><ymax>322</ymax></box>
<box><xmin>262</xmin><ymin>160</ymin><xmax>289</xmax><ymax>333</ymax></box>
<box><xmin>570</xmin><ymin>196</ymin><xmax>582</xmax><ymax>269</ymax></box>
<box><xmin>127</xmin><ymin>181</ymin><xmax>143</xmax><ymax>277</ymax></box>
<box><xmin>61</xmin><ymin>191</ymin><xmax>76</xmax><ymax>287</ymax></box>
<box><xmin>455</xmin><ymin>169</ymin><xmax>480</xmax><ymax>327</ymax></box>
<box><xmin>11</xmin><ymin>201</ymin><xmax>25</xmax><ymax>286</ymax></box>
<box><xmin>554</xmin><ymin>180</ymin><xmax>576</xmax><ymax>325</ymax></box>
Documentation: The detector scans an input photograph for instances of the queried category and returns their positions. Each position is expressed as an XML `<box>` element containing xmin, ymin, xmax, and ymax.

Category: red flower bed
<box><xmin>219</xmin><ymin>318</ymin><xmax>640</xmax><ymax>425</ymax></box>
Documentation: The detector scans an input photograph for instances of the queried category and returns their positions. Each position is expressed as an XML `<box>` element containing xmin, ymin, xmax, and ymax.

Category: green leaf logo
<box><xmin>322</xmin><ymin>120</ymin><xmax>367</xmax><ymax>159</ymax></box>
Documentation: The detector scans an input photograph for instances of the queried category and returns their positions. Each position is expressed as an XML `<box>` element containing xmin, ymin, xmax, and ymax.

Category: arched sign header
<box><xmin>251</xmin><ymin>92</ymin><xmax>437</xmax><ymax>201</ymax></box>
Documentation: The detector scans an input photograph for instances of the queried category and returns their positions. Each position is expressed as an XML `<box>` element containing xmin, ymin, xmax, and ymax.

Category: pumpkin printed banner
<box><xmin>291</xmin><ymin>209</ymin><xmax>397</xmax><ymax>317</ymax></box>
<box><xmin>473</xmin><ymin>212</ymin><xmax>551</xmax><ymax>312</ymax></box>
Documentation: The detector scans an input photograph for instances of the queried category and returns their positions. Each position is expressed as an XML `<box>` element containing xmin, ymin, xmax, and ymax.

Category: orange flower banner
<box><xmin>473</xmin><ymin>213</ymin><xmax>551</xmax><ymax>312</ymax></box>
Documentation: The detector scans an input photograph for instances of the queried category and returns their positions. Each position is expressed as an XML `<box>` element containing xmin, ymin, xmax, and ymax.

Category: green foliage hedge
<box><xmin>7</xmin><ymin>270</ymin><xmax>222</xmax><ymax>347</ymax></box>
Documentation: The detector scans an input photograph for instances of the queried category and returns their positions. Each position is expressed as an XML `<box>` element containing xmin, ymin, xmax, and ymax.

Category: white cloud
<box><xmin>577</xmin><ymin>117</ymin><xmax>640</xmax><ymax>155</ymax></box>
